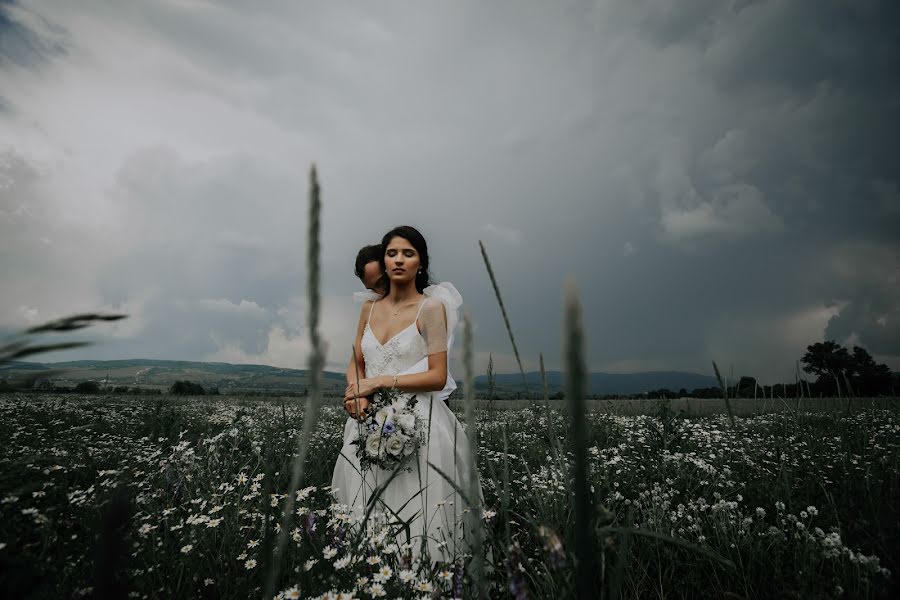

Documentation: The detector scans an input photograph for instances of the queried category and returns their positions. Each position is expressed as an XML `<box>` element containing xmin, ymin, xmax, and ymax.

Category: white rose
<box><xmin>385</xmin><ymin>434</ymin><xmax>407</xmax><ymax>456</ymax></box>
<box><xmin>365</xmin><ymin>433</ymin><xmax>385</xmax><ymax>457</ymax></box>
<box><xmin>374</xmin><ymin>406</ymin><xmax>395</xmax><ymax>426</ymax></box>
<box><xmin>396</xmin><ymin>413</ymin><xmax>415</xmax><ymax>434</ymax></box>
<box><xmin>402</xmin><ymin>439</ymin><xmax>417</xmax><ymax>455</ymax></box>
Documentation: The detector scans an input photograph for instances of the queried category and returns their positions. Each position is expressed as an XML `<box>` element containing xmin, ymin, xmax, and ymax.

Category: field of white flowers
<box><xmin>1</xmin><ymin>393</ymin><xmax>897</xmax><ymax>599</ymax></box>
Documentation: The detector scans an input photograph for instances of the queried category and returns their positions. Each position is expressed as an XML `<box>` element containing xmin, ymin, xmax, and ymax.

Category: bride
<box><xmin>331</xmin><ymin>225</ymin><xmax>481</xmax><ymax>566</ymax></box>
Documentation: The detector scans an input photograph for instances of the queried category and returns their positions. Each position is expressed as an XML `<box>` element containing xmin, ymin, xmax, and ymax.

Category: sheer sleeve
<box><xmin>422</xmin><ymin>282</ymin><xmax>462</xmax><ymax>345</ymax></box>
<box><xmin>418</xmin><ymin>296</ymin><xmax>449</xmax><ymax>355</ymax></box>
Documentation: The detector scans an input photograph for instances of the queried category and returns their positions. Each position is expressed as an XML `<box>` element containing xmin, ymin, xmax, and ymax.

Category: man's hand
<box><xmin>343</xmin><ymin>395</ymin><xmax>371</xmax><ymax>420</ymax></box>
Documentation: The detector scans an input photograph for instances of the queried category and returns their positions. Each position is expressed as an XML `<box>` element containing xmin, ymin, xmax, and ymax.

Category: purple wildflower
<box><xmin>304</xmin><ymin>512</ymin><xmax>317</xmax><ymax>535</ymax></box>
<box><xmin>453</xmin><ymin>559</ymin><xmax>465</xmax><ymax>598</ymax></box>
<box><xmin>505</xmin><ymin>542</ymin><xmax>529</xmax><ymax>600</ymax></box>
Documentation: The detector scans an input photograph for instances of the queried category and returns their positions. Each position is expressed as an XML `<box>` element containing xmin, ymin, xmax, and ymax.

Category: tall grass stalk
<box><xmin>0</xmin><ymin>311</ymin><xmax>124</xmax><ymax>372</ymax></box>
<box><xmin>539</xmin><ymin>352</ymin><xmax>561</xmax><ymax>464</ymax></box>
<box><xmin>462</xmin><ymin>311</ymin><xmax>486</xmax><ymax>597</ymax></box>
<box><xmin>265</xmin><ymin>164</ymin><xmax>326</xmax><ymax>597</ymax></box>
<box><xmin>712</xmin><ymin>360</ymin><xmax>736</xmax><ymax>429</ymax></box>
<box><xmin>478</xmin><ymin>240</ymin><xmax>527</xmax><ymax>388</ymax></box>
<box><xmin>564</xmin><ymin>280</ymin><xmax>594</xmax><ymax>597</ymax></box>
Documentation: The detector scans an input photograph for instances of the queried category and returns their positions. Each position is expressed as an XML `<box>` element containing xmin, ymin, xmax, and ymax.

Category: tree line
<box><xmin>474</xmin><ymin>340</ymin><xmax>897</xmax><ymax>400</ymax></box>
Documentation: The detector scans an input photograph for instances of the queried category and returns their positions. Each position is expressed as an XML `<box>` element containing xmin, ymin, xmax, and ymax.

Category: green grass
<box><xmin>1</xmin><ymin>393</ymin><xmax>897</xmax><ymax>598</ymax></box>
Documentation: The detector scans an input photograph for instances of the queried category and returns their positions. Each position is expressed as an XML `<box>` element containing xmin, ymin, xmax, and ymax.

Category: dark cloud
<box><xmin>0</xmin><ymin>1</ymin><xmax>67</xmax><ymax>67</ymax></box>
<box><xmin>1</xmin><ymin>0</ymin><xmax>898</xmax><ymax>381</ymax></box>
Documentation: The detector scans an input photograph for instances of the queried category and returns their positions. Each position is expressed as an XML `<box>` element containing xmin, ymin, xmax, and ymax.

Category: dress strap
<box><xmin>413</xmin><ymin>297</ymin><xmax>428</xmax><ymax>323</ymax></box>
<box><xmin>366</xmin><ymin>299</ymin><xmax>377</xmax><ymax>325</ymax></box>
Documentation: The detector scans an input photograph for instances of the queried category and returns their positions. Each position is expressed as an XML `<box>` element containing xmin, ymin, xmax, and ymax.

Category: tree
<box><xmin>737</xmin><ymin>376</ymin><xmax>757</xmax><ymax>398</ymax></box>
<box><xmin>75</xmin><ymin>381</ymin><xmax>100</xmax><ymax>394</ymax></box>
<box><xmin>801</xmin><ymin>341</ymin><xmax>853</xmax><ymax>386</ymax></box>
<box><xmin>802</xmin><ymin>340</ymin><xmax>894</xmax><ymax>397</ymax></box>
<box><xmin>168</xmin><ymin>380</ymin><xmax>205</xmax><ymax>395</ymax></box>
<box><xmin>849</xmin><ymin>346</ymin><xmax>893</xmax><ymax>396</ymax></box>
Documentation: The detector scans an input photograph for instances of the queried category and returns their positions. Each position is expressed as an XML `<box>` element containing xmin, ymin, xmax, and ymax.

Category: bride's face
<box><xmin>384</xmin><ymin>236</ymin><xmax>420</xmax><ymax>286</ymax></box>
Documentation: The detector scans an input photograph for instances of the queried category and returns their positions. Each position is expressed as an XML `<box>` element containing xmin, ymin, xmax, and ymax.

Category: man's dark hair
<box><xmin>354</xmin><ymin>244</ymin><xmax>383</xmax><ymax>281</ymax></box>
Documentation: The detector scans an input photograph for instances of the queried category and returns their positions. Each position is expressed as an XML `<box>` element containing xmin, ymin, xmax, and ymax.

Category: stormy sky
<box><xmin>1</xmin><ymin>0</ymin><xmax>898</xmax><ymax>384</ymax></box>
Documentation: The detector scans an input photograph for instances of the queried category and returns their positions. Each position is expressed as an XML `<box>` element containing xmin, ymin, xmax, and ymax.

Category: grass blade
<box><xmin>462</xmin><ymin>310</ymin><xmax>486</xmax><ymax>597</ymax></box>
<box><xmin>598</xmin><ymin>526</ymin><xmax>736</xmax><ymax>570</ymax></box>
<box><xmin>25</xmin><ymin>312</ymin><xmax>127</xmax><ymax>334</ymax></box>
<box><xmin>478</xmin><ymin>240</ymin><xmax>527</xmax><ymax>389</ymax></box>
<box><xmin>712</xmin><ymin>360</ymin><xmax>736</xmax><ymax>429</ymax></box>
<box><xmin>265</xmin><ymin>163</ymin><xmax>326</xmax><ymax>597</ymax></box>
<box><xmin>564</xmin><ymin>280</ymin><xmax>594</xmax><ymax>597</ymax></box>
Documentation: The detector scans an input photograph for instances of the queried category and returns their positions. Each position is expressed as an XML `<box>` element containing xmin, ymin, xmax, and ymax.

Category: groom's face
<box><xmin>362</xmin><ymin>261</ymin><xmax>385</xmax><ymax>295</ymax></box>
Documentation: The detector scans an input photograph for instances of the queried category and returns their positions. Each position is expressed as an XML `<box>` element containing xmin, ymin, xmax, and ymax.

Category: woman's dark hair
<box><xmin>380</xmin><ymin>225</ymin><xmax>432</xmax><ymax>293</ymax></box>
<box><xmin>354</xmin><ymin>244</ymin><xmax>383</xmax><ymax>281</ymax></box>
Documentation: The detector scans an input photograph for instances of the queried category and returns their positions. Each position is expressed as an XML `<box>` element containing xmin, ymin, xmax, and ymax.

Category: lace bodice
<box><xmin>358</xmin><ymin>283</ymin><xmax>462</xmax><ymax>391</ymax></box>
<box><xmin>362</xmin><ymin>322</ymin><xmax>428</xmax><ymax>378</ymax></box>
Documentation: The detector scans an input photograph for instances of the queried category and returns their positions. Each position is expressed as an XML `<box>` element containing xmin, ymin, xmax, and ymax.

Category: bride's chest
<box><xmin>363</xmin><ymin>325</ymin><xmax>426</xmax><ymax>367</ymax></box>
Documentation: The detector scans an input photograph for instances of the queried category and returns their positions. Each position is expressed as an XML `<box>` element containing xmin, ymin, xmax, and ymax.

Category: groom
<box><xmin>353</xmin><ymin>244</ymin><xmax>456</xmax><ymax>405</ymax></box>
<box><xmin>354</xmin><ymin>244</ymin><xmax>385</xmax><ymax>296</ymax></box>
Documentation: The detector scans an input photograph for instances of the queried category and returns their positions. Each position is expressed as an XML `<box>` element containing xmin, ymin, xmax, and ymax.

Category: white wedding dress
<box><xmin>331</xmin><ymin>283</ymin><xmax>481</xmax><ymax>565</ymax></box>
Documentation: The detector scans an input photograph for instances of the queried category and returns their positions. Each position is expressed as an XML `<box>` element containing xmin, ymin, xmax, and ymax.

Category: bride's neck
<box><xmin>388</xmin><ymin>281</ymin><xmax>420</xmax><ymax>302</ymax></box>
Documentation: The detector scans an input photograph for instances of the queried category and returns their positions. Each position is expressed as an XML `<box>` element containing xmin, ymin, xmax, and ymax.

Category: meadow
<box><xmin>1</xmin><ymin>392</ymin><xmax>897</xmax><ymax>599</ymax></box>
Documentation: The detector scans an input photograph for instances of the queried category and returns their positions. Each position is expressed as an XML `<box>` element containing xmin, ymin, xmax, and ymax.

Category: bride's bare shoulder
<box><xmin>358</xmin><ymin>299</ymin><xmax>378</xmax><ymax>322</ymax></box>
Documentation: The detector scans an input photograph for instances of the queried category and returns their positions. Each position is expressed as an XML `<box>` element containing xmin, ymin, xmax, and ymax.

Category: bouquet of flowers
<box><xmin>350</xmin><ymin>386</ymin><xmax>424</xmax><ymax>472</ymax></box>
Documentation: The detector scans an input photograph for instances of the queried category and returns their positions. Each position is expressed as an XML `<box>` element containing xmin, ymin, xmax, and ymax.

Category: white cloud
<box><xmin>660</xmin><ymin>183</ymin><xmax>782</xmax><ymax>243</ymax></box>
<box><xmin>196</xmin><ymin>298</ymin><xmax>268</xmax><ymax>318</ymax></box>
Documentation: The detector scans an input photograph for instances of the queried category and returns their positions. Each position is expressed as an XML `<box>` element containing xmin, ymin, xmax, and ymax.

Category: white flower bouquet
<box><xmin>350</xmin><ymin>387</ymin><xmax>424</xmax><ymax>472</ymax></box>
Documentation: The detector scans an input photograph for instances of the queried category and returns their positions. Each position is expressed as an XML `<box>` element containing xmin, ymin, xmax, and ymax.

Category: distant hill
<box><xmin>1</xmin><ymin>359</ymin><xmax>718</xmax><ymax>396</ymax></box>
<box><xmin>473</xmin><ymin>370</ymin><xmax>718</xmax><ymax>395</ymax></box>
<box><xmin>0</xmin><ymin>359</ymin><xmax>345</xmax><ymax>393</ymax></box>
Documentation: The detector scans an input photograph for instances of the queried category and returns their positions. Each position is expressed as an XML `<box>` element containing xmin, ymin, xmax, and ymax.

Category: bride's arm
<box><xmin>363</xmin><ymin>350</ymin><xmax>448</xmax><ymax>394</ymax></box>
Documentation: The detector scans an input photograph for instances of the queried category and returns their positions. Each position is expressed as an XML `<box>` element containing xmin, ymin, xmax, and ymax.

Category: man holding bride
<box><xmin>331</xmin><ymin>225</ymin><xmax>481</xmax><ymax>567</ymax></box>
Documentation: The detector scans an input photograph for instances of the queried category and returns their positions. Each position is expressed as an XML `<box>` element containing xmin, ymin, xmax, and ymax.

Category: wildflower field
<box><xmin>1</xmin><ymin>393</ymin><xmax>898</xmax><ymax>599</ymax></box>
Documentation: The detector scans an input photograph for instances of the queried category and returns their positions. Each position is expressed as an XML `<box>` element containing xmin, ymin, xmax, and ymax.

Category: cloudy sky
<box><xmin>1</xmin><ymin>0</ymin><xmax>898</xmax><ymax>384</ymax></box>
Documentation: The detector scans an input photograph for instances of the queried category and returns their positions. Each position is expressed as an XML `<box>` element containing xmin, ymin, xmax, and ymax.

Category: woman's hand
<box><xmin>343</xmin><ymin>395</ymin><xmax>370</xmax><ymax>420</ymax></box>
<box><xmin>345</xmin><ymin>377</ymin><xmax>386</xmax><ymax>401</ymax></box>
